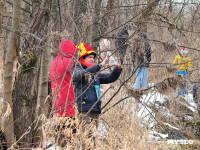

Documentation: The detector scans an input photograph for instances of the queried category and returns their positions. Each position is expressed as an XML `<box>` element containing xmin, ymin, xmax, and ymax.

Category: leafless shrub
<box><xmin>155</xmin><ymin>75</ymin><xmax>186</xmax><ymax>94</ymax></box>
<box><xmin>127</xmin><ymin>88</ymin><xmax>144</xmax><ymax>101</ymax></box>
<box><xmin>162</xmin><ymin>42</ymin><xmax>177</xmax><ymax>52</ymax></box>
<box><xmin>166</xmin><ymin>66</ymin><xmax>177</xmax><ymax>74</ymax></box>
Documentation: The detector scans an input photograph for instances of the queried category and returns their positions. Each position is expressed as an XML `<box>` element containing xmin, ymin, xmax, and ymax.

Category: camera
<box><xmin>109</xmin><ymin>57</ymin><xmax>117</xmax><ymax>65</ymax></box>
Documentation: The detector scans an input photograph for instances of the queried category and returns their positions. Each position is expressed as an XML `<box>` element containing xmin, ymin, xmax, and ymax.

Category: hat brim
<box><xmin>80</xmin><ymin>51</ymin><xmax>96</xmax><ymax>59</ymax></box>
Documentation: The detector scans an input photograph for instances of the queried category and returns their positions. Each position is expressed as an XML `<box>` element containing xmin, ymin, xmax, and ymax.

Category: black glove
<box><xmin>139</xmin><ymin>32</ymin><xmax>147</xmax><ymax>39</ymax></box>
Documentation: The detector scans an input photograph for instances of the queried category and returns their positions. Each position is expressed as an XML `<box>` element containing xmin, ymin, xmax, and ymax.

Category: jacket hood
<box><xmin>58</xmin><ymin>40</ymin><xmax>76</xmax><ymax>58</ymax></box>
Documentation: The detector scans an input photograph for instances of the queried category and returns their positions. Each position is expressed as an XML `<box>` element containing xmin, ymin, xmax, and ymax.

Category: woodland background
<box><xmin>0</xmin><ymin>0</ymin><xmax>200</xmax><ymax>149</ymax></box>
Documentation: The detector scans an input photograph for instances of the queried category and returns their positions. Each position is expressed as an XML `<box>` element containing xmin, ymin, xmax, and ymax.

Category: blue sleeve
<box><xmin>72</xmin><ymin>64</ymin><xmax>101</xmax><ymax>82</ymax></box>
<box><xmin>99</xmin><ymin>67</ymin><xmax>122</xmax><ymax>84</ymax></box>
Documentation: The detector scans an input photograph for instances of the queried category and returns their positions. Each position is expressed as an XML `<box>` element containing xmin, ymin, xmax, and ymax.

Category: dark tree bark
<box><xmin>73</xmin><ymin>0</ymin><xmax>88</xmax><ymax>44</ymax></box>
<box><xmin>90</xmin><ymin>0</ymin><xmax>102</xmax><ymax>50</ymax></box>
<box><xmin>12</xmin><ymin>0</ymin><xmax>51</xmax><ymax>148</ymax></box>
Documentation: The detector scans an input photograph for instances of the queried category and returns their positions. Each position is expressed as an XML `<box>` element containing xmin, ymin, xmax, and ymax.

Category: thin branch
<box><xmin>102</xmin><ymin>97</ymin><xmax>129</xmax><ymax>114</ymax></box>
<box><xmin>0</xmin><ymin>24</ymin><xmax>42</xmax><ymax>41</ymax></box>
<box><xmin>94</xmin><ymin>0</ymin><xmax>161</xmax><ymax>41</ymax></box>
<box><xmin>6</xmin><ymin>0</ymin><xmax>31</xmax><ymax>14</ymax></box>
<box><xmin>22</xmin><ymin>0</ymin><xmax>32</xmax><ymax>6</ymax></box>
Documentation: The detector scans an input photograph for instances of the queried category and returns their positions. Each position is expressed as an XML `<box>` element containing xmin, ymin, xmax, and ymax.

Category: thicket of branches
<box><xmin>0</xmin><ymin>0</ymin><xmax>200</xmax><ymax>149</ymax></box>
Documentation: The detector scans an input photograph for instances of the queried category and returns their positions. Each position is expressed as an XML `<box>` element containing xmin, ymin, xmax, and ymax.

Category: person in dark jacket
<box><xmin>193</xmin><ymin>84</ymin><xmax>197</xmax><ymax>103</ymax></box>
<box><xmin>115</xmin><ymin>25</ymin><xmax>129</xmax><ymax>61</ymax></box>
<box><xmin>132</xmin><ymin>32</ymin><xmax>151</xmax><ymax>89</ymax></box>
<box><xmin>71</xmin><ymin>42</ymin><xmax>122</xmax><ymax>127</ymax></box>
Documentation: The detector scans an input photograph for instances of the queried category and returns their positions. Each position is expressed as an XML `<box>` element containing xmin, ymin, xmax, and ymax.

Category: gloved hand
<box><xmin>139</xmin><ymin>32</ymin><xmax>147</xmax><ymax>39</ymax></box>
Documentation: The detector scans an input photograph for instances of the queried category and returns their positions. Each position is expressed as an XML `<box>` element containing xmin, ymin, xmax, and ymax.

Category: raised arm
<box><xmin>99</xmin><ymin>67</ymin><xmax>122</xmax><ymax>84</ymax></box>
<box><xmin>72</xmin><ymin>58</ymin><xmax>110</xmax><ymax>82</ymax></box>
<box><xmin>173</xmin><ymin>55</ymin><xmax>178</xmax><ymax>64</ymax></box>
<box><xmin>71</xmin><ymin>64</ymin><xmax>101</xmax><ymax>82</ymax></box>
<box><xmin>99</xmin><ymin>58</ymin><xmax>122</xmax><ymax>84</ymax></box>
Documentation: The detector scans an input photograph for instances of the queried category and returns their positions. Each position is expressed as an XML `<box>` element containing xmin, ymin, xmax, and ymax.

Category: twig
<box><xmin>22</xmin><ymin>0</ymin><xmax>32</xmax><ymax>6</ymax></box>
<box><xmin>95</xmin><ymin>0</ymin><xmax>161</xmax><ymax>41</ymax></box>
<box><xmin>6</xmin><ymin>0</ymin><xmax>31</xmax><ymax>14</ymax></box>
<box><xmin>102</xmin><ymin>97</ymin><xmax>129</xmax><ymax>114</ymax></box>
<box><xmin>43</xmin><ymin>143</ymin><xmax>53</xmax><ymax>150</ymax></box>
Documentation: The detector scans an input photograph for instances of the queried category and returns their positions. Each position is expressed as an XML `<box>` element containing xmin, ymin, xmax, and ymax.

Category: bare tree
<box><xmin>3</xmin><ymin>0</ymin><xmax>21</xmax><ymax>148</ymax></box>
<box><xmin>73</xmin><ymin>0</ymin><xmax>88</xmax><ymax>44</ymax></box>
<box><xmin>12</xmin><ymin>0</ymin><xmax>51</xmax><ymax>148</ymax></box>
<box><xmin>90</xmin><ymin>0</ymin><xmax>102</xmax><ymax>50</ymax></box>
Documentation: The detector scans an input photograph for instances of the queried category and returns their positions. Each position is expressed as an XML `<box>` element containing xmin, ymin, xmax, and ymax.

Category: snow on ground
<box><xmin>149</xmin><ymin>130</ymin><xmax>169</xmax><ymax>140</ymax></box>
<box><xmin>131</xmin><ymin>88</ymin><xmax>166</xmax><ymax>122</ymax></box>
<box><xmin>136</xmin><ymin>85</ymin><xmax>196</xmax><ymax>121</ymax></box>
<box><xmin>98</xmin><ymin>123</ymin><xmax>108</xmax><ymax>139</ymax></box>
<box><xmin>142</xmin><ymin>88</ymin><xmax>167</xmax><ymax>104</ymax></box>
<box><xmin>43</xmin><ymin>141</ymin><xmax>60</xmax><ymax>150</ymax></box>
<box><xmin>42</xmin><ymin>83</ymin><xmax>197</xmax><ymax>146</ymax></box>
<box><xmin>184</xmin><ymin>115</ymin><xmax>193</xmax><ymax>121</ymax></box>
<box><xmin>131</xmin><ymin>83</ymin><xmax>197</xmax><ymax>141</ymax></box>
<box><xmin>162</xmin><ymin>122</ymin><xmax>179</xmax><ymax>130</ymax></box>
<box><xmin>179</xmin><ymin>93</ymin><xmax>197</xmax><ymax>112</ymax></box>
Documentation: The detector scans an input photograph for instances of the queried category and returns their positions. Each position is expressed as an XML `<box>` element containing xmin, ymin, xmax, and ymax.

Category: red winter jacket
<box><xmin>49</xmin><ymin>40</ymin><xmax>75</xmax><ymax>117</ymax></box>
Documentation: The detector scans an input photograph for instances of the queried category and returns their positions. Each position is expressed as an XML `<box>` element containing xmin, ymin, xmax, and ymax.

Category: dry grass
<box><xmin>41</xmin><ymin>78</ymin><xmax>199</xmax><ymax>150</ymax></box>
<box><xmin>43</xmin><ymin>108</ymin><xmax>167</xmax><ymax>150</ymax></box>
<box><xmin>0</xmin><ymin>101</ymin><xmax>11</xmax><ymax>131</ymax></box>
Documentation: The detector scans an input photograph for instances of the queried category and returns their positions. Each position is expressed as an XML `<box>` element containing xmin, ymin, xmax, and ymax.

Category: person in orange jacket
<box><xmin>173</xmin><ymin>46</ymin><xmax>192</xmax><ymax>96</ymax></box>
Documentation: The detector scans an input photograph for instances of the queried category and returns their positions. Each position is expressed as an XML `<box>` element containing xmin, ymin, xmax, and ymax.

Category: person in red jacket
<box><xmin>49</xmin><ymin>40</ymin><xmax>76</xmax><ymax>117</ymax></box>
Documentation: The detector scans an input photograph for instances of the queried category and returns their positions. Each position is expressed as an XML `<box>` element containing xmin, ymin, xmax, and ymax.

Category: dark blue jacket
<box><xmin>193</xmin><ymin>85</ymin><xmax>196</xmax><ymax>97</ymax></box>
<box><xmin>71</xmin><ymin>63</ymin><xmax>122</xmax><ymax>113</ymax></box>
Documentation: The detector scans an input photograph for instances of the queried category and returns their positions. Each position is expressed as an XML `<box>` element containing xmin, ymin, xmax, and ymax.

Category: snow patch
<box><xmin>184</xmin><ymin>115</ymin><xmax>193</xmax><ymax>121</ymax></box>
<box><xmin>43</xmin><ymin>141</ymin><xmax>60</xmax><ymax>150</ymax></box>
<box><xmin>98</xmin><ymin>123</ymin><xmax>108</xmax><ymax>139</ymax></box>
<box><xmin>162</xmin><ymin>122</ymin><xmax>179</xmax><ymax>130</ymax></box>
<box><xmin>149</xmin><ymin>130</ymin><xmax>169</xmax><ymax>140</ymax></box>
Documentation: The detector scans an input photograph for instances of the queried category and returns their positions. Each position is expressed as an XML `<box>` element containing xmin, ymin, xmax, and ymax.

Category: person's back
<box><xmin>49</xmin><ymin>40</ymin><xmax>76</xmax><ymax>117</ymax></box>
<box><xmin>131</xmin><ymin>33</ymin><xmax>151</xmax><ymax>89</ymax></box>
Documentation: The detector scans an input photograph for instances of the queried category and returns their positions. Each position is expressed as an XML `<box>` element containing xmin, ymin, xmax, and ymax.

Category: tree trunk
<box><xmin>90</xmin><ymin>0</ymin><xmax>102</xmax><ymax>50</ymax></box>
<box><xmin>51</xmin><ymin>0</ymin><xmax>61</xmax><ymax>32</ymax></box>
<box><xmin>0</xmin><ymin>2</ymin><xmax>6</xmax><ymax>97</ymax></box>
<box><xmin>35</xmin><ymin>30</ymin><xmax>51</xmax><ymax>146</ymax></box>
<box><xmin>99</xmin><ymin>0</ymin><xmax>115</xmax><ymax>35</ymax></box>
<box><xmin>137</xmin><ymin>0</ymin><xmax>161</xmax><ymax>33</ymax></box>
<box><xmin>73</xmin><ymin>0</ymin><xmax>88</xmax><ymax>44</ymax></box>
<box><xmin>35</xmin><ymin>1</ymin><xmax>50</xmax><ymax>118</ymax></box>
<box><xmin>3</xmin><ymin>0</ymin><xmax>21</xmax><ymax>148</ymax></box>
<box><xmin>12</xmin><ymin>0</ymin><xmax>51</xmax><ymax>148</ymax></box>
<box><xmin>198</xmin><ymin>48</ymin><xmax>200</xmax><ymax>114</ymax></box>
